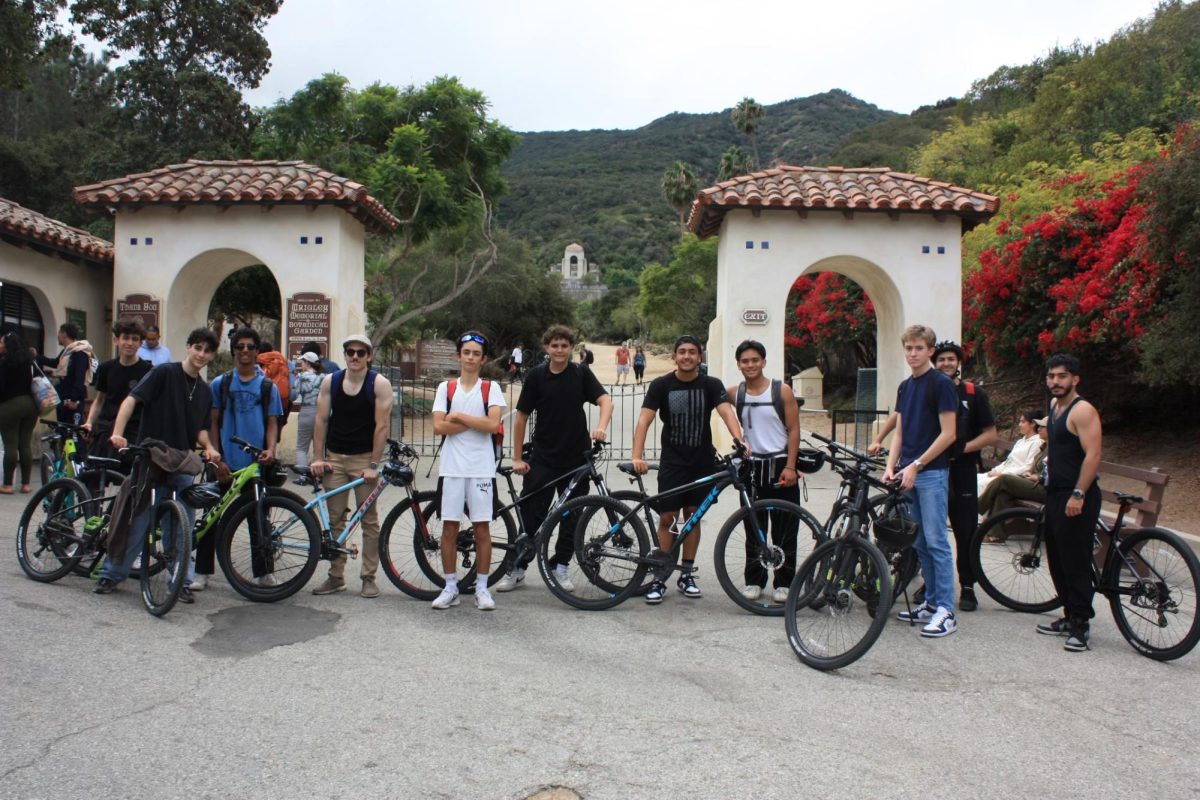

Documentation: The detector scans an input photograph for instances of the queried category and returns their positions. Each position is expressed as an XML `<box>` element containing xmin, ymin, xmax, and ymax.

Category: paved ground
<box><xmin>2</xmin><ymin>457</ymin><xmax>1199</xmax><ymax>800</ymax></box>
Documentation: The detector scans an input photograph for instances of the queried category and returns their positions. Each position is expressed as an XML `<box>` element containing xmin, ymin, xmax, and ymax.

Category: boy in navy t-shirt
<box><xmin>882</xmin><ymin>325</ymin><xmax>958</xmax><ymax>638</ymax></box>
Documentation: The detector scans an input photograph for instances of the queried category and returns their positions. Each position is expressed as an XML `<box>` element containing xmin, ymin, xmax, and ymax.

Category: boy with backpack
<box><xmin>430</xmin><ymin>330</ymin><xmax>506</xmax><ymax>611</ymax></box>
<box><xmin>200</xmin><ymin>327</ymin><xmax>282</xmax><ymax>590</ymax></box>
<box><xmin>726</xmin><ymin>340</ymin><xmax>801</xmax><ymax>603</ymax></box>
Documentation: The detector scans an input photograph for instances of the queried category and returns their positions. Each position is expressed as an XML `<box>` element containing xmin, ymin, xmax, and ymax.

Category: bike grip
<box><xmin>811</xmin><ymin>432</ymin><xmax>833</xmax><ymax>444</ymax></box>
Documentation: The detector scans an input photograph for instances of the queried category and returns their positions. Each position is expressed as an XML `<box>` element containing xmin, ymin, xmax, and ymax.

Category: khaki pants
<box><xmin>325</xmin><ymin>450</ymin><xmax>380</xmax><ymax>581</ymax></box>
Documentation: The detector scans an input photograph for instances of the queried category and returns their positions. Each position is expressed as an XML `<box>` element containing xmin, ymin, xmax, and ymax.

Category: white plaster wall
<box><xmin>0</xmin><ymin>241</ymin><xmax>113</xmax><ymax>356</ymax></box>
<box><xmin>709</xmin><ymin>209</ymin><xmax>963</xmax><ymax>412</ymax></box>
<box><xmin>111</xmin><ymin>205</ymin><xmax>366</xmax><ymax>359</ymax></box>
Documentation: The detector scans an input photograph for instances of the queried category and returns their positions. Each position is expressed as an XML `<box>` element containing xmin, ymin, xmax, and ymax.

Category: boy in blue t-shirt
<box><xmin>882</xmin><ymin>325</ymin><xmax>958</xmax><ymax>638</ymax></box>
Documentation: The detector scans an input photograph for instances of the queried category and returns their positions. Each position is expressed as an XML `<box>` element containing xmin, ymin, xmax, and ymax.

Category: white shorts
<box><xmin>616</xmin><ymin>364</ymin><xmax>630</xmax><ymax>375</ymax></box>
<box><xmin>439</xmin><ymin>477</ymin><xmax>494</xmax><ymax>522</ymax></box>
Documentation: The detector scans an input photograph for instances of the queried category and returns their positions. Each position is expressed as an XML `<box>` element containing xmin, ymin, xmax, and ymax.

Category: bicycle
<box><xmin>37</xmin><ymin>419</ymin><xmax>126</xmax><ymax>495</ymax></box>
<box><xmin>530</xmin><ymin>442</ymin><xmax>826</xmax><ymax>613</ymax></box>
<box><xmin>969</xmin><ymin>492</ymin><xmax>1200</xmax><ymax>660</ymax></box>
<box><xmin>381</xmin><ymin>441</ymin><xmax>654</xmax><ymax>600</ymax></box>
<box><xmin>784</xmin><ymin>434</ymin><xmax>915</xmax><ymax>671</ymax></box>
<box><xmin>16</xmin><ymin>444</ymin><xmax>190</xmax><ymax>616</ymax></box>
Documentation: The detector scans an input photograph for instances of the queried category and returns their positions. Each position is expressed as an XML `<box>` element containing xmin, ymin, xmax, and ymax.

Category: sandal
<box><xmin>20</xmin><ymin>484</ymin><xmax>32</xmax><ymax>493</ymax></box>
<box><xmin>0</xmin><ymin>486</ymin><xmax>13</xmax><ymax>495</ymax></box>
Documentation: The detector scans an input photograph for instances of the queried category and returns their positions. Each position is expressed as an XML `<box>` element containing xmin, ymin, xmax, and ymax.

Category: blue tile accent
<box><xmin>937</xmin><ymin>245</ymin><xmax>945</xmax><ymax>254</ymax></box>
<box><xmin>921</xmin><ymin>245</ymin><xmax>930</xmax><ymax>254</ymax></box>
<box><xmin>145</xmin><ymin>237</ymin><xmax>153</xmax><ymax>246</ymax></box>
<box><xmin>745</xmin><ymin>241</ymin><xmax>754</xmax><ymax>249</ymax></box>
<box><xmin>300</xmin><ymin>236</ymin><xmax>308</xmax><ymax>244</ymax></box>
<box><xmin>761</xmin><ymin>241</ymin><xmax>769</xmax><ymax>249</ymax></box>
<box><xmin>130</xmin><ymin>238</ymin><xmax>137</xmax><ymax>245</ymax></box>
<box><xmin>315</xmin><ymin>236</ymin><xmax>323</xmax><ymax>245</ymax></box>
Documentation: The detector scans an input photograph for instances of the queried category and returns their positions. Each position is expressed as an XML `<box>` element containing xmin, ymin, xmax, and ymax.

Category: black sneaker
<box><xmin>93</xmin><ymin>578</ymin><xmax>117</xmax><ymax>595</ymax></box>
<box><xmin>1036</xmin><ymin>617</ymin><xmax>1071</xmax><ymax>636</ymax></box>
<box><xmin>1064</xmin><ymin>625</ymin><xmax>1091</xmax><ymax>652</ymax></box>
<box><xmin>178</xmin><ymin>586</ymin><xmax>195</xmax><ymax>604</ymax></box>
<box><xmin>644</xmin><ymin>580</ymin><xmax>667</xmax><ymax>604</ymax></box>
<box><xmin>677</xmin><ymin>572</ymin><xmax>702</xmax><ymax>598</ymax></box>
<box><xmin>959</xmin><ymin>586</ymin><xmax>978</xmax><ymax>612</ymax></box>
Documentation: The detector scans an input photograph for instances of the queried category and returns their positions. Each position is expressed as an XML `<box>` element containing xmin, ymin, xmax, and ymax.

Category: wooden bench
<box><xmin>984</xmin><ymin>439</ymin><xmax>1170</xmax><ymax>528</ymax></box>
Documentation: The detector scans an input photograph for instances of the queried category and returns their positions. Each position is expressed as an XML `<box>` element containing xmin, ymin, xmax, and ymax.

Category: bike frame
<box><xmin>186</xmin><ymin>461</ymin><xmax>264</xmax><ymax>544</ymax></box>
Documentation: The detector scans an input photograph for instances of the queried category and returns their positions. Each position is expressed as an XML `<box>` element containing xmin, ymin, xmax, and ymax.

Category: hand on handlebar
<box><xmin>511</xmin><ymin>457</ymin><xmax>531</xmax><ymax>475</ymax></box>
<box><xmin>308</xmin><ymin>459</ymin><xmax>332</xmax><ymax>475</ymax></box>
<box><xmin>866</xmin><ymin>441</ymin><xmax>884</xmax><ymax>455</ymax></box>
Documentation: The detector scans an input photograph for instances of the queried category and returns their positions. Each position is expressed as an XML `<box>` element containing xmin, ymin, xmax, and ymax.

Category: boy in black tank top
<box><xmin>1038</xmin><ymin>353</ymin><xmax>1103</xmax><ymax>652</ymax></box>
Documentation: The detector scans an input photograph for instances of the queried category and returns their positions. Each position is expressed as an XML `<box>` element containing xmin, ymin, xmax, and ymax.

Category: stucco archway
<box><xmin>166</xmin><ymin>248</ymin><xmax>280</xmax><ymax>346</ymax></box>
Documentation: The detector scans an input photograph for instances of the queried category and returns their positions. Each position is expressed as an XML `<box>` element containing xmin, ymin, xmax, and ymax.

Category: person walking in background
<box><xmin>293</xmin><ymin>352</ymin><xmax>324</xmax><ymax>472</ymax></box>
<box><xmin>510</xmin><ymin>342</ymin><xmax>524</xmax><ymax>382</ymax></box>
<box><xmin>41</xmin><ymin>322</ymin><xmax>92</xmax><ymax>426</ymax></box>
<box><xmin>302</xmin><ymin>341</ymin><xmax>339</xmax><ymax>374</ymax></box>
<box><xmin>136</xmin><ymin>324</ymin><xmax>172</xmax><ymax>366</ymax></box>
<box><xmin>615</xmin><ymin>342</ymin><xmax>631</xmax><ymax>385</ymax></box>
<box><xmin>83</xmin><ymin>318</ymin><xmax>152</xmax><ymax>458</ymax></box>
<box><xmin>633</xmin><ymin>346</ymin><xmax>646</xmax><ymax>385</ymax></box>
<box><xmin>0</xmin><ymin>331</ymin><xmax>40</xmax><ymax>494</ymax></box>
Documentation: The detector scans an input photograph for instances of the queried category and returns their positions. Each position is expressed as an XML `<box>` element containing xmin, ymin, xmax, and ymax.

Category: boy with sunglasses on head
<box><xmin>308</xmin><ymin>334</ymin><xmax>395</xmax><ymax>599</ymax></box>
<box><xmin>430</xmin><ymin>331</ymin><xmax>507</xmax><ymax>611</ymax></box>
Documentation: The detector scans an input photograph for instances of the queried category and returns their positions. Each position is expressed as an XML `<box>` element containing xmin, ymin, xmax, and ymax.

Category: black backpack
<box><xmin>735</xmin><ymin>379</ymin><xmax>788</xmax><ymax>429</ymax></box>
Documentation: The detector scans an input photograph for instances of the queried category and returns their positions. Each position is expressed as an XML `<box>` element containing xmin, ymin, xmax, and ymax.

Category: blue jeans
<box><xmin>906</xmin><ymin>468</ymin><xmax>954</xmax><ymax>612</ymax></box>
<box><xmin>99</xmin><ymin>472</ymin><xmax>196</xmax><ymax>584</ymax></box>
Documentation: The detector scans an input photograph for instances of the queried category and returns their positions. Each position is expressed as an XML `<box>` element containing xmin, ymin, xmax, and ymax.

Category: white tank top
<box><xmin>739</xmin><ymin>384</ymin><xmax>789</xmax><ymax>455</ymax></box>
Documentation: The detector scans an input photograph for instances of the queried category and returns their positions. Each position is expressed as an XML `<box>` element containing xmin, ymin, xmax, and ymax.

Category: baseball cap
<box><xmin>342</xmin><ymin>334</ymin><xmax>372</xmax><ymax>350</ymax></box>
<box><xmin>1035</xmin><ymin>416</ymin><xmax>1049</xmax><ymax>428</ymax></box>
<box><xmin>298</xmin><ymin>352</ymin><xmax>319</xmax><ymax>364</ymax></box>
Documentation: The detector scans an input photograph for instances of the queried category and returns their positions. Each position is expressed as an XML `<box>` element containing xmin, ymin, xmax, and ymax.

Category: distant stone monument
<box><xmin>548</xmin><ymin>243</ymin><xmax>606</xmax><ymax>301</ymax></box>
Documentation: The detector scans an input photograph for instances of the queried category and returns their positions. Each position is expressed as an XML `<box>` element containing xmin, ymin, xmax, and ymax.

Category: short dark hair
<box><xmin>456</xmin><ymin>330</ymin><xmax>489</xmax><ymax>356</ymax></box>
<box><xmin>302</xmin><ymin>341</ymin><xmax>324</xmax><ymax>356</ymax></box>
<box><xmin>186</xmin><ymin>328</ymin><xmax>219</xmax><ymax>351</ymax></box>
<box><xmin>1045</xmin><ymin>353</ymin><xmax>1081</xmax><ymax>375</ymax></box>
<box><xmin>229</xmin><ymin>327</ymin><xmax>262</xmax><ymax>353</ymax></box>
<box><xmin>542</xmin><ymin>324</ymin><xmax>575</xmax><ymax>346</ymax></box>
<box><xmin>111</xmin><ymin>318</ymin><xmax>146</xmax><ymax>339</ymax></box>
<box><xmin>735</xmin><ymin>339</ymin><xmax>766</xmax><ymax>360</ymax></box>
<box><xmin>59</xmin><ymin>322</ymin><xmax>81</xmax><ymax>341</ymax></box>
<box><xmin>673</xmin><ymin>334</ymin><xmax>703</xmax><ymax>353</ymax></box>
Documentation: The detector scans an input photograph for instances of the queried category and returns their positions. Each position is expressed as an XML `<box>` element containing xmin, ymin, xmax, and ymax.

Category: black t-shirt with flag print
<box><xmin>642</xmin><ymin>372</ymin><xmax>729</xmax><ymax>468</ymax></box>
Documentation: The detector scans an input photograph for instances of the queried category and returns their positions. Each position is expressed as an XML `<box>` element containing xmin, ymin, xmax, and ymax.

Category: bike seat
<box><xmin>1113</xmin><ymin>491</ymin><xmax>1143</xmax><ymax>505</ymax></box>
<box><xmin>617</xmin><ymin>462</ymin><xmax>658</xmax><ymax>475</ymax></box>
<box><xmin>289</xmin><ymin>465</ymin><xmax>313</xmax><ymax>477</ymax></box>
<box><xmin>497</xmin><ymin>466</ymin><xmax>515</xmax><ymax>477</ymax></box>
<box><xmin>86</xmin><ymin>456</ymin><xmax>124</xmax><ymax>470</ymax></box>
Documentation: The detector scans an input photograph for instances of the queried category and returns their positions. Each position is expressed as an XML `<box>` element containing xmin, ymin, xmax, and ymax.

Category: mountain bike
<box><xmin>969</xmin><ymin>491</ymin><xmax>1200</xmax><ymax>660</ymax></box>
<box><xmin>530</xmin><ymin>442</ymin><xmax>825</xmax><ymax>613</ymax></box>
<box><xmin>16</xmin><ymin>445</ymin><xmax>190</xmax><ymax>616</ymax></box>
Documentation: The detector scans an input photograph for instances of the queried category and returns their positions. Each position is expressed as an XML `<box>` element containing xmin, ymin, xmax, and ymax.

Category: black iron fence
<box><xmin>831</xmin><ymin>408</ymin><xmax>889</xmax><ymax>453</ymax></box>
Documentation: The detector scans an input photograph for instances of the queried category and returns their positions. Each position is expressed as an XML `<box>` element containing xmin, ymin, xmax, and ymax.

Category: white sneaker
<box><xmin>131</xmin><ymin>556</ymin><xmax>142</xmax><ymax>571</ymax></box>
<box><xmin>256</xmin><ymin>573</ymin><xmax>278</xmax><ymax>587</ymax></box>
<box><xmin>554</xmin><ymin>564</ymin><xmax>576</xmax><ymax>593</ymax></box>
<box><xmin>742</xmin><ymin>585</ymin><xmax>762</xmax><ymax>601</ymax></box>
<box><xmin>772</xmin><ymin>587</ymin><xmax>788</xmax><ymax>603</ymax></box>
<box><xmin>921</xmin><ymin>606</ymin><xmax>958</xmax><ymax>638</ymax></box>
<box><xmin>475</xmin><ymin>587</ymin><xmax>496</xmax><ymax>610</ymax></box>
<box><xmin>431</xmin><ymin>586</ymin><xmax>460</xmax><ymax>609</ymax></box>
<box><xmin>897</xmin><ymin>602</ymin><xmax>936</xmax><ymax>623</ymax></box>
<box><xmin>494</xmin><ymin>568</ymin><xmax>525</xmax><ymax>592</ymax></box>
<box><xmin>190</xmin><ymin>574</ymin><xmax>208</xmax><ymax>591</ymax></box>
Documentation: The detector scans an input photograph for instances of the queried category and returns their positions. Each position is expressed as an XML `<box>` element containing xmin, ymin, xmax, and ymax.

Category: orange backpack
<box><xmin>256</xmin><ymin>351</ymin><xmax>292</xmax><ymax>428</ymax></box>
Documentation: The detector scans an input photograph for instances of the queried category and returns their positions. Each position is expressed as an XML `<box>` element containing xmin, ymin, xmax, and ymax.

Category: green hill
<box><xmin>498</xmin><ymin>89</ymin><xmax>897</xmax><ymax>270</ymax></box>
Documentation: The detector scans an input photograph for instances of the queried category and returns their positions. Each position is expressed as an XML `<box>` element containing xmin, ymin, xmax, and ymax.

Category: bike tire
<box><xmin>970</xmin><ymin>507</ymin><xmax>1060</xmax><ymax>613</ymax></box>
<box><xmin>69</xmin><ymin>469</ymin><xmax>125</xmax><ymax>578</ymax></box>
<box><xmin>16</xmin><ymin>477</ymin><xmax>92</xmax><ymax>582</ymax></box>
<box><xmin>379</xmin><ymin>490</ymin><xmax>442</xmax><ymax>600</ymax></box>
<box><xmin>140</xmin><ymin>499</ymin><xmax>190</xmax><ymax>617</ymax></box>
<box><xmin>1108</xmin><ymin>527</ymin><xmax>1200</xmax><ymax>661</ymax></box>
<box><xmin>407</xmin><ymin>496</ymin><xmax>516</xmax><ymax>596</ymax></box>
<box><xmin>216</xmin><ymin>494</ymin><xmax>321</xmax><ymax>602</ymax></box>
<box><xmin>713</xmin><ymin>498</ymin><xmax>825</xmax><ymax>616</ymax></box>
<box><xmin>536</xmin><ymin>494</ymin><xmax>650</xmax><ymax>610</ymax></box>
<box><xmin>39</xmin><ymin>452</ymin><xmax>53</xmax><ymax>487</ymax></box>
<box><xmin>785</xmin><ymin>536</ymin><xmax>893</xmax><ymax>671</ymax></box>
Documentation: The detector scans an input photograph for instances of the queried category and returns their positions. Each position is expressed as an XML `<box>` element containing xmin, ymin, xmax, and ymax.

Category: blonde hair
<box><xmin>900</xmin><ymin>325</ymin><xmax>936</xmax><ymax>347</ymax></box>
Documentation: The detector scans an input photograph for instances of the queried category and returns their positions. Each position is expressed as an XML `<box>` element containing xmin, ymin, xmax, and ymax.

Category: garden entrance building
<box><xmin>688</xmin><ymin>166</ymin><xmax>998</xmax><ymax>412</ymax></box>
<box><xmin>73</xmin><ymin>160</ymin><xmax>399</xmax><ymax>359</ymax></box>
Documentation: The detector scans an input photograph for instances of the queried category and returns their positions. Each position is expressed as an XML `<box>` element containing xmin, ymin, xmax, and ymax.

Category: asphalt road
<box><xmin>2</xmin><ymin>459</ymin><xmax>1198</xmax><ymax>800</ymax></box>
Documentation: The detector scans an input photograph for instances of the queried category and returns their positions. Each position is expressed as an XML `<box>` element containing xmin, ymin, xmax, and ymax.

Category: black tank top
<box><xmin>326</xmin><ymin>371</ymin><xmax>375</xmax><ymax>455</ymax></box>
<box><xmin>1047</xmin><ymin>396</ymin><xmax>1093</xmax><ymax>491</ymax></box>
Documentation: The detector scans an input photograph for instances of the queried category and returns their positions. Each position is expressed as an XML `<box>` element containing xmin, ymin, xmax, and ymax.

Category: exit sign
<box><xmin>742</xmin><ymin>309</ymin><xmax>768</xmax><ymax>325</ymax></box>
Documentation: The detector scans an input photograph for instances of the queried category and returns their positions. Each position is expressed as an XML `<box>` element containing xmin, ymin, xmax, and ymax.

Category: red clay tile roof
<box><xmin>74</xmin><ymin>159</ymin><xmax>401</xmax><ymax>235</ymax></box>
<box><xmin>0</xmin><ymin>197</ymin><xmax>113</xmax><ymax>266</ymax></box>
<box><xmin>688</xmin><ymin>165</ymin><xmax>1000</xmax><ymax>238</ymax></box>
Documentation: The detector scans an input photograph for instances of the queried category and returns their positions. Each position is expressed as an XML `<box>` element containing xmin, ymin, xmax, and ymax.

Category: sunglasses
<box><xmin>234</xmin><ymin>343</ymin><xmax>258</xmax><ymax>351</ymax></box>
<box><xmin>459</xmin><ymin>333</ymin><xmax>487</xmax><ymax>345</ymax></box>
<box><xmin>344</xmin><ymin>348</ymin><xmax>370</xmax><ymax>358</ymax></box>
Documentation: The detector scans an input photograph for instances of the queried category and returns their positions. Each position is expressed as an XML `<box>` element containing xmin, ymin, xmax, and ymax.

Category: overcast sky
<box><xmin>242</xmin><ymin>0</ymin><xmax>1163</xmax><ymax>132</ymax></box>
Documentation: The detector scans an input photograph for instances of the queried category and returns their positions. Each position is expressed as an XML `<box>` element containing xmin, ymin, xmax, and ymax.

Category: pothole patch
<box><xmin>192</xmin><ymin>604</ymin><xmax>339</xmax><ymax>658</ymax></box>
<box><xmin>521</xmin><ymin>787</ymin><xmax>583</xmax><ymax>800</ymax></box>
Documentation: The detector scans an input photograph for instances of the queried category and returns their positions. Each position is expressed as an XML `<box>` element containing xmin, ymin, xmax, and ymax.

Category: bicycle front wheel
<box><xmin>537</xmin><ymin>495</ymin><xmax>650</xmax><ymax>610</ymax></box>
<box><xmin>785</xmin><ymin>537</ymin><xmax>892</xmax><ymax>671</ymax></box>
<box><xmin>713</xmin><ymin>498</ymin><xmax>825</xmax><ymax>616</ymax></box>
<box><xmin>140</xmin><ymin>499</ymin><xmax>190</xmax><ymax>617</ymax></box>
<box><xmin>16</xmin><ymin>477</ymin><xmax>92</xmax><ymax>582</ymax></box>
<box><xmin>39</xmin><ymin>452</ymin><xmax>53</xmax><ymax>486</ymax></box>
<box><xmin>217</xmin><ymin>495</ymin><xmax>321</xmax><ymax>602</ymax></box>
<box><xmin>971</xmin><ymin>507</ymin><xmax>1060</xmax><ymax>613</ymax></box>
<box><xmin>406</xmin><ymin>498</ymin><xmax>516</xmax><ymax>596</ymax></box>
<box><xmin>1108</xmin><ymin>527</ymin><xmax>1200</xmax><ymax>661</ymax></box>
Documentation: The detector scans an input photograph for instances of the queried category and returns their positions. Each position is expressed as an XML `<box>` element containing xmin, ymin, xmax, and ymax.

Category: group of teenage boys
<box><xmin>78</xmin><ymin>318</ymin><xmax>1104</xmax><ymax>650</ymax></box>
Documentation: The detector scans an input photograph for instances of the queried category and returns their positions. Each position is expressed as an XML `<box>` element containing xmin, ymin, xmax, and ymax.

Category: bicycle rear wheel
<box><xmin>16</xmin><ymin>477</ymin><xmax>92</xmax><ymax>582</ymax></box>
<box><xmin>217</xmin><ymin>495</ymin><xmax>321</xmax><ymax>602</ymax></box>
<box><xmin>785</xmin><ymin>537</ymin><xmax>892</xmax><ymax>671</ymax></box>
<box><xmin>970</xmin><ymin>507</ymin><xmax>1060</xmax><ymax>613</ymax></box>
<box><xmin>537</xmin><ymin>495</ymin><xmax>650</xmax><ymax>610</ymax></box>
<box><xmin>379</xmin><ymin>490</ymin><xmax>442</xmax><ymax>600</ymax></box>
<box><xmin>71</xmin><ymin>469</ymin><xmax>125</xmax><ymax>578</ymax></box>
<box><xmin>1108</xmin><ymin>527</ymin><xmax>1200</xmax><ymax>661</ymax></box>
<box><xmin>713</xmin><ymin>498</ymin><xmax>825</xmax><ymax>616</ymax></box>
<box><xmin>140</xmin><ymin>499</ymin><xmax>190</xmax><ymax>617</ymax></box>
<box><xmin>407</xmin><ymin>499</ymin><xmax>516</xmax><ymax>596</ymax></box>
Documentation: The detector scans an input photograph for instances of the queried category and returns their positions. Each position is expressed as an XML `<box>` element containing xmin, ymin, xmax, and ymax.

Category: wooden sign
<box><xmin>286</xmin><ymin>292</ymin><xmax>331</xmax><ymax>358</ymax></box>
<box><xmin>418</xmin><ymin>339</ymin><xmax>459</xmax><ymax>374</ymax></box>
<box><xmin>116</xmin><ymin>294</ymin><xmax>160</xmax><ymax>330</ymax></box>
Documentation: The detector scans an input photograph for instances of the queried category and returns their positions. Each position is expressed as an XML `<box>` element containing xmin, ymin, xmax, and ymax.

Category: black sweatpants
<box><xmin>515</xmin><ymin>458</ymin><xmax>590</xmax><ymax>569</ymax></box>
<box><xmin>1045</xmin><ymin>486</ymin><xmax>1101</xmax><ymax>622</ymax></box>
<box><xmin>743</xmin><ymin>456</ymin><xmax>801</xmax><ymax>589</ymax></box>
<box><xmin>948</xmin><ymin>457</ymin><xmax>980</xmax><ymax>587</ymax></box>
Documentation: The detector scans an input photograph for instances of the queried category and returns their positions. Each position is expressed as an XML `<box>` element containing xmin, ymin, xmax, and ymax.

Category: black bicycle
<box><xmin>531</xmin><ymin>442</ymin><xmax>825</xmax><ymax>613</ymax></box>
<box><xmin>969</xmin><ymin>492</ymin><xmax>1200</xmax><ymax>660</ymax></box>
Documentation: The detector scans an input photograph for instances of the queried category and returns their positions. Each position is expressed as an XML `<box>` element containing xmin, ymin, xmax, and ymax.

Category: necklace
<box><xmin>185</xmin><ymin>373</ymin><xmax>199</xmax><ymax>402</ymax></box>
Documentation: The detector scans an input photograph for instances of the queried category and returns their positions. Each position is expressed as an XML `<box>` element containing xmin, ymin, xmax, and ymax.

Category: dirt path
<box><xmin>577</xmin><ymin>342</ymin><xmax>674</xmax><ymax>385</ymax></box>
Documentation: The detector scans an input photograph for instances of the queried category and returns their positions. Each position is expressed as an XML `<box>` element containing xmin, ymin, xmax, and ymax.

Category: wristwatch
<box><xmin>911</xmin><ymin>459</ymin><xmax>924</xmax><ymax>472</ymax></box>
<box><xmin>369</xmin><ymin>462</ymin><xmax>378</xmax><ymax>470</ymax></box>
<box><xmin>1071</xmin><ymin>488</ymin><xmax>1084</xmax><ymax>499</ymax></box>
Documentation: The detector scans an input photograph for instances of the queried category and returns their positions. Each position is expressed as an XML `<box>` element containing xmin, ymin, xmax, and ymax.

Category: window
<box><xmin>1</xmin><ymin>283</ymin><xmax>46</xmax><ymax>353</ymax></box>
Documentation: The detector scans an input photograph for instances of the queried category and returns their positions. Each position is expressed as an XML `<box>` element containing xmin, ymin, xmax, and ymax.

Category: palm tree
<box><xmin>661</xmin><ymin>160</ymin><xmax>698</xmax><ymax>230</ymax></box>
<box><xmin>717</xmin><ymin>145</ymin><xmax>752</xmax><ymax>182</ymax></box>
<box><xmin>732</xmin><ymin>97</ymin><xmax>765</xmax><ymax>168</ymax></box>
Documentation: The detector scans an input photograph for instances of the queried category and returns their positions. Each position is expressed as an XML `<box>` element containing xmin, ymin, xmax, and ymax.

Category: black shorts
<box><xmin>653</xmin><ymin>463</ymin><xmax>719</xmax><ymax>514</ymax></box>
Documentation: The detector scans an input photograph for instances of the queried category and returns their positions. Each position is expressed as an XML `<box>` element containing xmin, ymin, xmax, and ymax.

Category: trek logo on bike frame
<box><xmin>677</xmin><ymin>478</ymin><xmax>720</xmax><ymax>536</ymax></box>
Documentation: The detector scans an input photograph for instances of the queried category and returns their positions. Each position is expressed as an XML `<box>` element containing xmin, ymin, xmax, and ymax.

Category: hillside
<box><xmin>497</xmin><ymin>89</ymin><xmax>896</xmax><ymax>269</ymax></box>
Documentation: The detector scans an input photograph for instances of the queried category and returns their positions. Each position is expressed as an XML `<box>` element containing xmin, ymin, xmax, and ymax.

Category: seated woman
<box><xmin>979</xmin><ymin>416</ymin><xmax>1048</xmax><ymax>539</ymax></box>
<box><xmin>978</xmin><ymin>410</ymin><xmax>1043</xmax><ymax>497</ymax></box>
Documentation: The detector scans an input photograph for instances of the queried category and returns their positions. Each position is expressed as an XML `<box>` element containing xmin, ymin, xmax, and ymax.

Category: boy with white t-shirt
<box><xmin>431</xmin><ymin>331</ymin><xmax>507</xmax><ymax>610</ymax></box>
